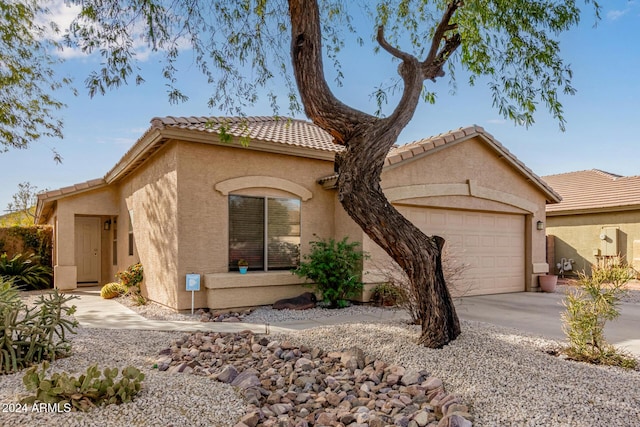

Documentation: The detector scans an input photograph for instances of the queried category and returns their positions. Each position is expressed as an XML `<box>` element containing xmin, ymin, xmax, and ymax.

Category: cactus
<box><xmin>100</xmin><ymin>282</ymin><xmax>127</xmax><ymax>299</ymax></box>
<box><xmin>21</xmin><ymin>361</ymin><xmax>145</xmax><ymax>411</ymax></box>
<box><xmin>0</xmin><ymin>285</ymin><xmax>78</xmax><ymax>374</ymax></box>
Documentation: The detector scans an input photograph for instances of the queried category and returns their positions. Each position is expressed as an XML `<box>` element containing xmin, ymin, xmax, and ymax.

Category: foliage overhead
<box><xmin>63</xmin><ymin>0</ymin><xmax>600</xmax><ymax>129</ymax></box>
<box><xmin>0</xmin><ymin>0</ymin><xmax>71</xmax><ymax>158</ymax></box>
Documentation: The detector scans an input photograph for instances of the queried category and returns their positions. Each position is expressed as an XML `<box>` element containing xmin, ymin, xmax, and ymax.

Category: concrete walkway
<box><xmin>66</xmin><ymin>287</ymin><xmax>408</xmax><ymax>334</ymax></box>
<box><xmin>67</xmin><ymin>287</ymin><xmax>640</xmax><ymax>357</ymax></box>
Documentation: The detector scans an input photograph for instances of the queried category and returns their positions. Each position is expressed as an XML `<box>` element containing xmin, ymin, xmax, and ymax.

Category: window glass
<box><xmin>128</xmin><ymin>210</ymin><xmax>134</xmax><ymax>256</ymax></box>
<box><xmin>112</xmin><ymin>219</ymin><xmax>118</xmax><ymax>265</ymax></box>
<box><xmin>228</xmin><ymin>195</ymin><xmax>300</xmax><ymax>271</ymax></box>
<box><xmin>229</xmin><ymin>195</ymin><xmax>265</xmax><ymax>270</ymax></box>
<box><xmin>267</xmin><ymin>198</ymin><xmax>301</xmax><ymax>270</ymax></box>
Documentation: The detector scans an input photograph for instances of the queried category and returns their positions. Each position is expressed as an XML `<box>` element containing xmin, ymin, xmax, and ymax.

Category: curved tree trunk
<box><xmin>336</xmin><ymin>130</ymin><xmax>460</xmax><ymax>348</ymax></box>
<box><xmin>288</xmin><ymin>0</ymin><xmax>462</xmax><ymax>348</ymax></box>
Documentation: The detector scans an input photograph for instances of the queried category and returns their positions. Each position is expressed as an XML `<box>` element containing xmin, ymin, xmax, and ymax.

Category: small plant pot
<box><xmin>539</xmin><ymin>274</ymin><xmax>558</xmax><ymax>293</ymax></box>
<box><xmin>239</xmin><ymin>266</ymin><xmax>248</xmax><ymax>274</ymax></box>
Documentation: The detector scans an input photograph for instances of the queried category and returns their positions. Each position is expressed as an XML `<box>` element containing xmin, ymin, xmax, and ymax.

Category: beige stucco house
<box><xmin>544</xmin><ymin>169</ymin><xmax>640</xmax><ymax>276</ymax></box>
<box><xmin>36</xmin><ymin>116</ymin><xmax>560</xmax><ymax>311</ymax></box>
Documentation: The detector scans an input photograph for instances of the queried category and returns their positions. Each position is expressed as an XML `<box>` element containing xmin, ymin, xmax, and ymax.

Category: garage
<box><xmin>399</xmin><ymin>205</ymin><xmax>525</xmax><ymax>296</ymax></box>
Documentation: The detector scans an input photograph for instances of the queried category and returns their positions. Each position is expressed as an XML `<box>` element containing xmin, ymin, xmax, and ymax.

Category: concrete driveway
<box><xmin>454</xmin><ymin>292</ymin><xmax>640</xmax><ymax>357</ymax></box>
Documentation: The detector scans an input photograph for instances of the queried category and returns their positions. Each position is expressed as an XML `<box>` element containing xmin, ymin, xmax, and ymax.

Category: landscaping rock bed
<box><xmin>156</xmin><ymin>330</ymin><xmax>472</xmax><ymax>427</ymax></box>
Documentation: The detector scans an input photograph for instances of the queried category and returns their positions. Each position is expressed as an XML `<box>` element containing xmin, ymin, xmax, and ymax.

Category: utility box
<box><xmin>600</xmin><ymin>227</ymin><xmax>619</xmax><ymax>257</ymax></box>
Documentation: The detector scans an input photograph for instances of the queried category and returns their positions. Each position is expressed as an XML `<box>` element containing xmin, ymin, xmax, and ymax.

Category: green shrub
<box><xmin>100</xmin><ymin>282</ymin><xmax>127</xmax><ymax>299</ymax></box>
<box><xmin>0</xmin><ymin>253</ymin><xmax>52</xmax><ymax>290</ymax></box>
<box><xmin>561</xmin><ymin>260</ymin><xmax>637</xmax><ymax>369</ymax></box>
<box><xmin>21</xmin><ymin>361</ymin><xmax>145</xmax><ymax>411</ymax></box>
<box><xmin>293</xmin><ymin>237</ymin><xmax>367</xmax><ymax>308</ymax></box>
<box><xmin>370</xmin><ymin>282</ymin><xmax>405</xmax><ymax>307</ymax></box>
<box><xmin>0</xmin><ymin>286</ymin><xmax>78</xmax><ymax>374</ymax></box>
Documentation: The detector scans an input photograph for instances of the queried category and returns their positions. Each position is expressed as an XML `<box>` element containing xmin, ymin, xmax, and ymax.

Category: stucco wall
<box><xmin>547</xmin><ymin>209</ymin><xmax>640</xmax><ymax>275</ymax></box>
<box><xmin>117</xmin><ymin>143</ymin><xmax>179</xmax><ymax>308</ymax></box>
<box><xmin>361</xmin><ymin>136</ymin><xmax>551</xmax><ymax>293</ymax></box>
<box><xmin>174</xmin><ymin>140</ymin><xmax>336</xmax><ymax>311</ymax></box>
<box><xmin>45</xmin><ymin>187</ymin><xmax>118</xmax><ymax>289</ymax></box>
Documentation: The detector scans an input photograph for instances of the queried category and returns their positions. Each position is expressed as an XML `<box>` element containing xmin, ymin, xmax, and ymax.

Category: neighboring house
<box><xmin>544</xmin><ymin>169</ymin><xmax>640</xmax><ymax>276</ymax></box>
<box><xmin>36</xmin><ymin>116</ymin><xmax>559</xmax><ymax>311</ymax></box>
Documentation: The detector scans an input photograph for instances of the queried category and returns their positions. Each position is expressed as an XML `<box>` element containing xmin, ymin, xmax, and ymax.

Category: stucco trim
<box><xmin>214</xmin><ymin>176</ymin><xmax>313</xmax><ymax>201</ymax></box>
<box><xmin>384</xmin><ymin>180</ymin><xmax>539</xmax><ymax>213</ymax></box>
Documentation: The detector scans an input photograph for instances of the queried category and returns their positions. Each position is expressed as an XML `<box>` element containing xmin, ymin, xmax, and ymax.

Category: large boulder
<box><xmin>272</xmin><ymin>292</ymin><xmax>317</xmax><ymax>310</ymax></box>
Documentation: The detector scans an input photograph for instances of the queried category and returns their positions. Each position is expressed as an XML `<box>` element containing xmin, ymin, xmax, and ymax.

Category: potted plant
<box><xmin>237</xmin><ymin>259</ymin><xmax>249</xmax><ymax>274</ymax></box>
<box><xmin>538</xmin><ymin>273</ymin><xmax>558</xmax><ymax>293</ymax></box>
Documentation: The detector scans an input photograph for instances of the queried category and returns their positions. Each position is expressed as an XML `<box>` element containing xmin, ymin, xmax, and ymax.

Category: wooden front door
<box><xmin>75</xmin><ymin>217</ymin><xmax>100</xmax><ymax>283</ymax></box>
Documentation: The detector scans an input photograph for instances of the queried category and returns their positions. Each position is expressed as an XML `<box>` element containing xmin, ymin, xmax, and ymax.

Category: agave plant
<box><xmin>0</xmin><ymin>253</ymin><xmax>52</xmax><ymax>290</ymax></box>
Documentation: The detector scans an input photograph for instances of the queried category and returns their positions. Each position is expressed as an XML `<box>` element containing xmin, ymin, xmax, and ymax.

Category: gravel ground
<box><xmin>2</xmin><ymin>290</ymin><xmax>639</xmax><ymax>426</ymax></box>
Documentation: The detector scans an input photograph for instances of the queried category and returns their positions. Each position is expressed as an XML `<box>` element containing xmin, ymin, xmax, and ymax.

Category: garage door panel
<box><xmin>398</xmin><ymin>206</ymin><xmax>524</xmax><ymax>295</ymax></box>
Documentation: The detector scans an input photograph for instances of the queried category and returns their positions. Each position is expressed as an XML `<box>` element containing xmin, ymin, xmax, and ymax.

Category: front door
<box><xmin>75</xmin><ymin>217</ymin><xmax>100</xmax><ymax>283</ymax></box>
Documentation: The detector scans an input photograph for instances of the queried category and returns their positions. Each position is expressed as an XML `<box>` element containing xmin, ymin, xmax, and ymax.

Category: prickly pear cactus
<box><xmin>21</xmin><ymin>361</ymin><xmax>145</xmax><ymax>411</ymax></box>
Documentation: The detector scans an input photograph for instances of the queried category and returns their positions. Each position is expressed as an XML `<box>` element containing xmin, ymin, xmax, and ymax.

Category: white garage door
<box><xmin>399</xmin><ymin>206</ymin><xmax>525</xmax><ymax>296</ymax></box>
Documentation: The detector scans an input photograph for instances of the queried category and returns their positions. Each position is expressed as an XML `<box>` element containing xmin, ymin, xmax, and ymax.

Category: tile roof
<box><xmin>151</xmin><ymin>116</ymin><xmax>343</xmax><ymax>153</ymax></box>
<box><xmin>36</xmin><ymin>117</ymin><xmax>560</xmax><ymax>223</ymax></box>
<box><xmin>543</xmin><ymin>169</ymin><xmax>640</xmax><ymax>214</ymax></box>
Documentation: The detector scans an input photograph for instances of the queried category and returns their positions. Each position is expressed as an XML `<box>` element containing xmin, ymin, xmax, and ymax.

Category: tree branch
<box><xmin>287</xmin><ymin>0</ymin><xmax>374</xmax><ymax>144</ymax></box>
<box><xmin>422</xmin><ymin>1</ymin><xmax>462</xmax><ymax>80</ymax></box>
<box><xmin>376</xmin><ymin>26</ymin><xmax>413</xmax><ymax>62</ymax></box>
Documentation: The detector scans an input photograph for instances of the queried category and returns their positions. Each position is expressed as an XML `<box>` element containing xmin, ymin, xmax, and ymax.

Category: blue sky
<box><xmin>1</xmin><ymin>1</ymin><xmax>639</xmax><ymax>212</ymax></box>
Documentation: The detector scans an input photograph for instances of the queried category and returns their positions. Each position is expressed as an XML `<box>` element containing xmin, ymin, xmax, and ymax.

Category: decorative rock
<box><xmin>272</xmin><ymin>292</ymin><xmax>317</xmax><ymax>310</ymax></box>
<box><xmin>423</xmin><ymin>377</ymin><xmax>443</xmax><ymax>391</ymax></box>
<box><xmin>315</xmin><ymin>412</ymin><xmax>337</xmax><ymax>425</ymax></box>
<box><xmin>438</xmin><ymin>414</ymin><xmax>473</xmax><ymax>427</ymax></box>
<box><xmin>216</xmin><ymin>364</ymin><xmax>239</xmax><ymax>383</ymax></box>
<box><xmin>413</xmin><ymin>410</ymin><xmax>434</xmax><ymax>426</ymax></box>
<box><xmin>231</xmin><ymin>369</ymin><xmax>261</xmax><ymax>389</ymax></box>
<box><xmin>401</xmin><ymin>370</ymin><xmax>423</xmax><ymax>386</ymax></box>
<box><xmin>156</xmin><ymin>331</ymin><xmax>473</xmax><ymax>427</ymax></box>
<box><xmin>294</xmin><ymin>357</ymin><xmax>314</xmax><ymax>371</ymax></box>
<box><xmin>240</xmin><ymin>412</ymin><xmax>261</xmax><ymax>427</ymax></box>
<box><xmin>341</xmin><ymin>347</ymin><xmax>366</xmax><ymax>371</ymax></box>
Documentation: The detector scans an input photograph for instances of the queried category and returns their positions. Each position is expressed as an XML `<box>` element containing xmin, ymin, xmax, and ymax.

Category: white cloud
<box><xmin>606</xmin><ymin>2</ymin><xmax>638</xmax><ymax>21</ymax></box>
<box><xmin>486</xmin><ymin>119</ymin><xmax>507</xmax><ymax>125</ymax></box>
<box><xmin>44</xmin><ymin>0</ymin><xmax>157</xmax><ymax>61</ymax></box>
<box><xmin>607</xmin><ymin>9</ymin><xmax>628</xmax><ymax>20</ymax></box>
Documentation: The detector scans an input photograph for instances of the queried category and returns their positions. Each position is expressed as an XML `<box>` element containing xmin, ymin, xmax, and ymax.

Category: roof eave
<box><xmin>547</xmin><ymin>204</ymin><xmax>640</xmax><ymax>217</ymax></box>
<box><xmin>35</xmin><ymin>179</ymin><xmax>108</xmax><ymax>224</ymax></box>
<box><xmin>382</xmin><ymin>128</ymin><xmax>562</xmax><ymax>204</ymax></box>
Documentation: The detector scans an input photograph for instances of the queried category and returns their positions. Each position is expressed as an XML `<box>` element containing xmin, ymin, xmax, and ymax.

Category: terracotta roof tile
<box><xmin>152</xmin><ymin>116</ymin><xmax>343</xmax><ymax>153</ymax></box>
<box><xmin>543</xmin><ymin>170</ymin><xmax>640</xmax><ymax>213</ymax></box>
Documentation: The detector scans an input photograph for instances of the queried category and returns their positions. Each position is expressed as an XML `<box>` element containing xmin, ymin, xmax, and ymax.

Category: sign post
<box><xmin>185</xmin><ymin>273</ymin><xmax>201</xmax><ymax>315</ymax></box>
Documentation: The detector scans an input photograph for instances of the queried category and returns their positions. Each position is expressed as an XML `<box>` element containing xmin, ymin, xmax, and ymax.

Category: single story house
<box><xmin>36</xmin><ymin>116</ymin><xmax>560</xmax><ymax>311</ymax></box>
<box><xmin>543</xmin><ymin>169</ymin><xmax>640</xmax><ymax>276</ymax></box>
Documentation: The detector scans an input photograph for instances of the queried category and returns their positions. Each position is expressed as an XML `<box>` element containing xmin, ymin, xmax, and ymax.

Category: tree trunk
<box><xmin>287</xmin><ymin>0</ymin><xmax>462</xmax><ymax>348</ymax></box>
<box><xmin>336</xmin><ymin>130</ymin><xmax>461</xmax><ymax>348</ymax></box>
